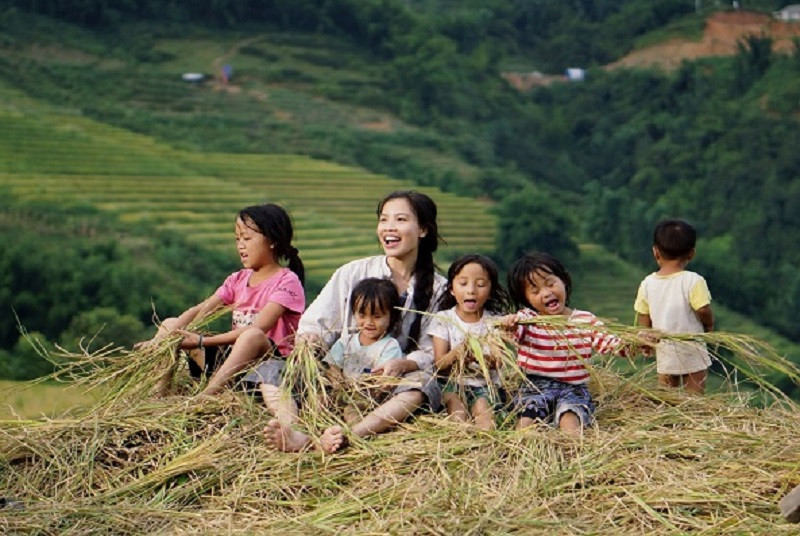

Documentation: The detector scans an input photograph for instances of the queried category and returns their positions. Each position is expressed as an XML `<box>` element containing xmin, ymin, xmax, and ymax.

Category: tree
<box><xmin>59</xmin><ymin>307</ymin><xmax>149</xmax><ymax>353</ymax></box>
<box><xmin>0</xmin><ymin>331</ymin><xmax>54</xmax><ymax>380</ymax></box>
<box><xmin>495</xmin><ymin>186</ymin><xmax>579</xmax><ymax>269</ymax></box>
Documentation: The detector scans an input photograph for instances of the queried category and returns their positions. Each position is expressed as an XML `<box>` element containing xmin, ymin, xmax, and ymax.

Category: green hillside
<box><xmin>0</xmin><ymin>82</ymin><xmax>495</xmax><ymax>281</ymax></box>
<box><xmin>1</xmin><ymin>6</ymin><xmax>799</xmax><ymax>533</ymax></box>
<box><xmin>1</xmin><ymin>7</ymin><xmax>799</xmax><ymax>393</ymax></box>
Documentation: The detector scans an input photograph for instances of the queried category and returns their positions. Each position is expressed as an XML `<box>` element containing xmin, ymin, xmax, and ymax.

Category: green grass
<box><xmin>0</xmin><ymin>380</ymin><xmax>100</xmax><ymax>419</ymax></box>
<box><xmin>0</xmin><ymin>13</ymin><xmax>484</xmax><ymax>193</ymax></box>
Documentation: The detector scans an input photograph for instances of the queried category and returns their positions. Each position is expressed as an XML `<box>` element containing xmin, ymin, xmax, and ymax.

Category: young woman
<box><xmin>260</xmin><ymin>190</ymin><xmax>446</xmax><ymax>453</ymax></box>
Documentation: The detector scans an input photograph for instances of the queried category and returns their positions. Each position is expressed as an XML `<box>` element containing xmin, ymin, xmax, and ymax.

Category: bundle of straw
<box><xmin>1</xmin><ymin>317</ymin><xmax>799</xmax><ymax>534</ymax></box>
<box><xmin>510</xmin><ymin>313</ymin><xmax>800</xmax><ymax>402</ymax></box>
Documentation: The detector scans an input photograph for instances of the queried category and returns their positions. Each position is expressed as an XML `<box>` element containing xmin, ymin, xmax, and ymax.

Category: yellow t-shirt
<box><xmin>634</xmin><ymin>271</ymin><xmax>712</xmax><ymax>374</ymax></box>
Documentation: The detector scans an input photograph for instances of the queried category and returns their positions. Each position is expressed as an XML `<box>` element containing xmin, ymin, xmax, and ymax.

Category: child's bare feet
<box><xmin>263</xmin><ymin>419</ymin><xmax>310</xmax><ymax>452</ymax></box>
<box><xmin>320</xmin><ymin>426</ymin><xmax>347</xmax><ymax>454</ymax></box>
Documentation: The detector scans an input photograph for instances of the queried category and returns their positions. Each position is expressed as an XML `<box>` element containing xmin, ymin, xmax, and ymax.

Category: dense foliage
<box><xmin>517</xmin><ymin>40</ymin><xmax>800</xmax><ymax>340</ymax></box>
<box><xmin>1</xmin><ymin>0</ymin><xmax>798</xmax><ymax>367</ymax></box>
<box><xmin>0</xmin><ymin>199</ymin><xmax>232</xmax><ymax>379</ymax></box>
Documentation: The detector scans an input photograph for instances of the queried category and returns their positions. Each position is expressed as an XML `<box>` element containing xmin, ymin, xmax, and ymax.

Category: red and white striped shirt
<box><xmin>514</xmin><ymin>309</ymin><xmax>624</xmax><ymax>385</ymax></box>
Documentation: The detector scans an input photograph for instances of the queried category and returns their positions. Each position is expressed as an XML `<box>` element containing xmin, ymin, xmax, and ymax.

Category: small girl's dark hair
<box><xmin>653</xmin><ymin>218</ymin><xmax>696</xmax><ymax>260</ymax></box>
<box><xmin>437</xmin><ymin>254</ymin><xmax>511</xmax><ymax>314</ymax></box>
<box><xmin>350</xmin><ymin>278</ymin><xmax>402</xmax><ymax>333</ymax></box>
<box><xmin>507</xmin><ymin>252</ymin><xmax>572</xmax><ymax>309</ymax></box>
<box><xmin>238</xmin><ymin>203</ymin><xmax>305</xmax><ymax>284</ymax></box>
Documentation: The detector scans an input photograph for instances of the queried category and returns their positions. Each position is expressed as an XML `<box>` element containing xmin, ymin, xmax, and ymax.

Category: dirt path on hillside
<box><xmin>609</xmin><ymin>11</ymin><xmax>800</xmax><ymax>70</ymax></box>
<box><xmin>503</xmin><ymin>11</ymin><xmax>800</xmax><ymax>89</ymax></box>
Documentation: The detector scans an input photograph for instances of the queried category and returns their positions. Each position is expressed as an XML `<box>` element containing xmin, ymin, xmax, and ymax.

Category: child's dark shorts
<box><xmin>187</xmin><ymin>346</ymin><xmax>229</xmax><ymax>379</ymax></box>
<box><xmin>513</xmin><ymin>376</ymin><xmax>595</xmax><ymax>427</ymax></box>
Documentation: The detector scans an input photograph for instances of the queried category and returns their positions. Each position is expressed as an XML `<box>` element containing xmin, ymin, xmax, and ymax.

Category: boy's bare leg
<box><xmin>557</xmin><ymin>411</ymin><xmax>581</xmax><ymax>434</ymax></box>
<box><xmin>261</xmin><ymin>383</ymin><xmax>311</xmax><ymax>452</ymax></box>
<box><xmin>443</xmin><ymin>392</ymin><xmax>469</xmax><ymax>423</ymax></box>
<box><xmin>201</xmin><ymin>328</ymin><xmax>270</xmax><ymax>396</ymax></box>
<box><xmin>683</xmin><ymin>369</ymin><xmax>707</xmax><ymax>395</ymax></box>
<box><xmin>658</xmin><ymin>373</ymin><xmax>681</xmax><ymax>389</ymax></box>
<box><xmin>471</xmin><ymin>397</ymin><xmax>495</xmax><ymax>431</ymax></box>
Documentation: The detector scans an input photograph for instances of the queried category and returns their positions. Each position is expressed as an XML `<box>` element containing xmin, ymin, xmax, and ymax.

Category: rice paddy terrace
<box><xmin>0</xmin><ymin>83</ymin><xmax>496</xmax><ymax>281</ymax></box>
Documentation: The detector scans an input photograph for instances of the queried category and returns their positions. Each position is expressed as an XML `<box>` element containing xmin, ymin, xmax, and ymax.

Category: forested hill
<box><xmin>1</xmin><ymin>2</ymin><xmax>799</xmax><ymax>350</ymax></box>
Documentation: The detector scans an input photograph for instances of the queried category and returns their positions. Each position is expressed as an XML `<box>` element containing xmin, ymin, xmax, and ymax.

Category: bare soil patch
<box><xmin>503</xmin><ymin>11</ymin><xmax>800</xmax><ymax>88</ymax></box>
<box><xmin>610</xmin><ymin>11</ymin><xmax>800</xmax><ymax>71</ymax></box>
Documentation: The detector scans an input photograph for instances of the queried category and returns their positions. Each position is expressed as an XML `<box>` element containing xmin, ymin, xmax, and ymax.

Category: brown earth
<box><xmin>504</xmin><ymin>11</ymin><xmax>800</xmax><ymax>89</ymax></box>
<box><xmin>609</xmin><ymin>10</ymin><xmax>800</xmax><ymax>70</ymax></box>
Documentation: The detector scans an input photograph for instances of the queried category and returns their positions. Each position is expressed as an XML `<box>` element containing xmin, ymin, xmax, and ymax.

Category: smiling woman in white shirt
<box><xmin>255</xmin><ymin>190</ymin><xmax>446</xmax><ymax>453</ymax></box>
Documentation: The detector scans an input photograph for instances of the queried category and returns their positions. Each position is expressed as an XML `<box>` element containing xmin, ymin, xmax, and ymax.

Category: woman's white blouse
<box><xmin>298</xmin><ymin>255</ymin><xmax>446</xmax><ymax>371</ymax></box>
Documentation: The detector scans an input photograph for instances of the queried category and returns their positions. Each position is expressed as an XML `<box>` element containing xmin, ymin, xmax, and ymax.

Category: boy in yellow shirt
<box><xmin>635</xmin><ymin>219</ymin><xmax>714</xmax><ymax>394</ymax></box>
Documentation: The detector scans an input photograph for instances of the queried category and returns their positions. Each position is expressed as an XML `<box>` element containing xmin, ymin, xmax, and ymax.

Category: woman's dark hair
<box><xmin>653</xmin><ymin>218</ymin><xmax>696</xmax><ymax>260</ymax></box>
<box><xmin>238</xmin><ymin>203</ymin><xmax>305</xmax><ymax>284</ymax></box>
<box><xmin>437</xmin><ymin>254</ymin><xmax>511</xmax><ymax>314</ymax></box>
<box><xmin>350</xmin><ymin>278</ymin><xmax>402</xmax><ymax>333</ymax></box>
<box><xmin>377</xmin><ymin>190</ymin><xmax>441</xmax><ymax>350</ymax></box>
<box><xmin>507</xmin><ymin>252</ymin><xmax>572</xmax><ymax>310</ymax></box>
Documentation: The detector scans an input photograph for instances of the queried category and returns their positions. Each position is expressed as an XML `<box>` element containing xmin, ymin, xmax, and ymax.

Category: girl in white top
<box><xmin>429</xmin><ymin>254</ymin><xmax>511</xmax><ymax>430</ymax></box>
<box><xmin>263</xmin><ymin>191</ymin><xmax>446</xmax><ymax>453</ymax></box>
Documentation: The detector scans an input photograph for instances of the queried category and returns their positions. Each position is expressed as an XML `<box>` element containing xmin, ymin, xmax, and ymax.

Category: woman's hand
<box><xmin>373</xmin><ymin>358</ymin><xmax>416</xmax><ymax>378</ymax></box>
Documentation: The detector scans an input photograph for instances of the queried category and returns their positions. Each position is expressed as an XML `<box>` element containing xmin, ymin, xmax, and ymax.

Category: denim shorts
<box><xmin>513</xmin><ymin>376</ymin><xmax>595</xmax><ymax>427</ymax></box>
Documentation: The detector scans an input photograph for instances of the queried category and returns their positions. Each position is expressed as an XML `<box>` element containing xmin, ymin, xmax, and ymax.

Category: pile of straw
<box><xmin>1</xmin><ymin>320</ymin><xmax>799</xmax><ymax>534</ymax></box>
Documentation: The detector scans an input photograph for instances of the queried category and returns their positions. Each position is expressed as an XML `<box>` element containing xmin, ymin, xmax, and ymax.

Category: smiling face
<box><xmin>354</xmin><ymin>300</ymin><xmax>392</xmax><ymax>346</ymax></box>
<box><xmin>450</xmin><ymin>262</ymin><xmax>492</xmax><ymax>322</ymax></box>
<box><xmin>235</xmin><ymin>216</ymin><xmax>274</xmax><ymax>270</ymax></box>
<box><xmin>523</xmin><ymin>269</ymin><xmax>571</xmax><ymax>317</ymax></box>
<box><xmin>377</xmin><ymin>197</ymin><xmax>427</xmax><ymax>262</ymax></box>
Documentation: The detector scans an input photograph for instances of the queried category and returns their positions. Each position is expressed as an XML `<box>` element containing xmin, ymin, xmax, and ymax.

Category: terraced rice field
<box><xmin>0</xmin><ymin>84</ymin><xmax>496</xmax><ymax>280</ymax></box>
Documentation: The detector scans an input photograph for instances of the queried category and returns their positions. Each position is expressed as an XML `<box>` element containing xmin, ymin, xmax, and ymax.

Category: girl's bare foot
<box><xmin>320</xmin><ymin>426</ymin><xmax>347</xmax><ymax>454</ymax></box>
<box><xmin>263</xmin><ymin>419</ymin><xmax>310</xmax><ymax>452</ymax></box>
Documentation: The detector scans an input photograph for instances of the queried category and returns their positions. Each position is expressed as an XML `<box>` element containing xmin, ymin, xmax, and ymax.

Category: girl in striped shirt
<box><xmin>503</xmin><ymin>252</ymin><xmax>633</xmax><ymax>433</ymax></box>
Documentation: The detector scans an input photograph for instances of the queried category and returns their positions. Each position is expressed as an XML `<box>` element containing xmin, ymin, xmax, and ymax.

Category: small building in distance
<box><xmin>181</xmin><ymin>72</ymin><xmax>206</xmax><ymax>83</ymax></box>
<box><xmin>774</xmin><ymin>4</ymin><xmax>800</xmax><ymax>21</ymax></box>
<box><xmin>565</xmin><ymin>68</ymin><xmax>585</xmax><ymax>82</ymax></box>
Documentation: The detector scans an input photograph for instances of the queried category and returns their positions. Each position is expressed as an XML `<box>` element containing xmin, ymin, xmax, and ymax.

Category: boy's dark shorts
<box><xmin>513</xmin><ymin>376</ymin><xmax>595</xmax><ymax>427</ymax></box>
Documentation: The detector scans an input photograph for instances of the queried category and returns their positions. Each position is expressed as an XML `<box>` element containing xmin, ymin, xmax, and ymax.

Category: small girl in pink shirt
<box><xmin>139</xmin><ymin>203</ymin><xmax>305</xmax><ymax>396</ymax></box>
